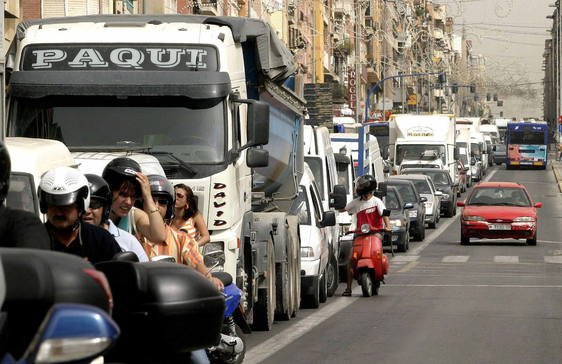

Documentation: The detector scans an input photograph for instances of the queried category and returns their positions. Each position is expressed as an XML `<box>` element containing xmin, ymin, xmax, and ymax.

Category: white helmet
<box><xmin>39</xmin><ymin>167</ymin><xmax>90</xmax><ymax>214</ymax></box>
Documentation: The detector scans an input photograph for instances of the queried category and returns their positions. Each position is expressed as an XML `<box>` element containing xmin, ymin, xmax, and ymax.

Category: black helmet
<box><xmin>355</xmin><ymin>174</ymin><xmax>377</xmax><ymax>196</ymax></box>
<box><xmin>102</xmin><ymin>157</ymin><xmax>141</xmax><ymax>196</ymax></box>
<box><xmin>148</xmin><ymin>174</ymin><xmax>175</xmax><ymax>219</ymax></box>
<box><xmin>85</xmin><ymin>174</ymin><xmax>112</xmax><ymax>224</ymax></box>
<box><xmin>0</xmin><ymin>141</ymin><xmax>10</xmax><ymax>205</ymax></box>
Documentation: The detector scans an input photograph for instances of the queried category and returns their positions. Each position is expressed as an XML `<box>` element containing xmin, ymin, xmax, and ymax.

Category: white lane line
<box><xmin>442</xmin><ymin>255</ymin><xmax>470</xmax><ymax>263</ymax></box>
<box><xmin>386</xmin><ymin>284</ymin><xmax>562</xmax><ymax>288</ymax></box>
<box><xmin>245</xmin><ymin>291</ymin><xmax>360</xmax><ymax>363</ymax></box>
<box><xmin>494</xmin><ymin>256</ymin><xmax>519</xmax><ymax>264</ymax></box>
<box><xmin>544</xmin><ymin>256</ymin><xmax>562</xmax><ymax>264</ymax></box>
<box><xmin>391</xmin><ymin>255</ymin><xmax>420</xmax><ymax>262</ymax></box>
<box><xmin>397</xmin><ymin>261</ymin><xmax>419</xmax><ymax>273</ymax></box>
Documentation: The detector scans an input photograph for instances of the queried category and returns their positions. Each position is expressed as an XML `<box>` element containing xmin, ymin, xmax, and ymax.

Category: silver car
<box><xmin>392</xmin><ymin>174</ymin><xmax>442</xmax><ymax>228</ymax></box>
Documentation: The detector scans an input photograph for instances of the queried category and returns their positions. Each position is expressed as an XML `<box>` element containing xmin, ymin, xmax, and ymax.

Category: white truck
<box><xmin>455</xmin><ymin>121</ymin><xmax>473</xmax><ymax>185</ymax></box>
<box><xmin>390</xmin><ymin>114</ymin><xmax>458</xmax><ymax>185</ymax></box>
<box><xmin>6</xmin><ymin>15</ymin><xmax>342</xmax><ymax>331</ymax></box>
<box><xmin>329</xmin><ymin>131</ymin><xmax>386</xmax><ymax>182</ymax></box>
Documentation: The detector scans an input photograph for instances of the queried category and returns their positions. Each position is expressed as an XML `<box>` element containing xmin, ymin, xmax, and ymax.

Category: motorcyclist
<box><xmin>0</xmin><ymin>140</ymin><xmax>49</xmax><ymax>249</ymax></box>
<box><xmin>137</xmin><ymin>174</ymin><xmax>223</xmax><ymax>291</ymax></box>
<box><xmin>340</xmin><ymin>175</ymin><xmax>391</xmax><ymax>296</ymax></box>
<box><xmin>39</xmin><ymin>167</ymin><xmax>122</xmax><ymax>263</ymax></box>
<box><xmin>102</xmin><ymin>157</ymin><xmax>166</xmax><ymax>243</ymax></box>
<box><xmin>83</xmin><ymin>174</ymin><xmax>149</xmax><ymax>262</ymax></box>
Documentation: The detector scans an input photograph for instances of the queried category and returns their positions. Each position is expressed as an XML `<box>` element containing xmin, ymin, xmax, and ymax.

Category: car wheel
<box><xmin>319</xmin><ymin>270</ymin><xmax>328</xmax><ymax>303</ymax></box>
<box><xmin>405</xmin><ymin>232</ymin><xmax>410</xmax><ymax>251</ymax></box>
<box><xmin>526</xmin><ymin>233</ymin><xmax>537</xmax><ymax>246</ymax></box>
<box><xmin>398</xmin><ymin>232</ymin><xmax>408</xmax><ymax>252</ymax></box>
<box><xmin>452</xmin><ymin>202</ymin><xmax>457</xmax><ymax>216</ymax></box>
<box><xmin>460</xmin><ymin>233</ymin><xmax>469</xmax><ymax>245</ymax></box>
<box><xmin>445</xmin><ymin>204</ymin><xmax>455</xmax><ymax>218</ymax></box>
<box><xmin>428</xmin><ymin>217</ymin><xmax>436</xmax><ymax>229</ymax></box>
<box><xmin>413</xmin><ymin>222</ymin><xmax>425</xmax><ymax>241</ymax></box>
<box><xmin>326</xmin><ymin>255</ymin><xmax>338</xmax><ymax>297</ymax></box>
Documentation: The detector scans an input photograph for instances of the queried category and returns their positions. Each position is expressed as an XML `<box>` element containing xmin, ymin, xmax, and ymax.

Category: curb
<box><xmin>551</xmin><ymin>163</ymin><xmax>562</xmax><ymax>193</ymax></box>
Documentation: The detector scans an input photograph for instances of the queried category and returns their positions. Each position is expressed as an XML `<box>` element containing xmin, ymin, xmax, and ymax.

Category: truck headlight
<box><xmin>301</xmin><ymin>247</ymin><xmax>315</xmax><ymax>258</ymax></box>
<box><xmin>203</xmin><ymin>241</ymin><xmax>225</xmax><ymax>270</ymax></box>
<box><xmin>408</xmin><ymin>210</ymin><xmax>418</xmax><ymax>218</ymax></box>
<box><xmin>391</xmin><ymin>219</ymin><xmax>403</xmax><ymax>227</ymax></box>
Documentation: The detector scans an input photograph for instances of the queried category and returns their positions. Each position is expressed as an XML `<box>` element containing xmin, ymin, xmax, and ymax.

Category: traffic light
<box><xmin>438</xmin><ymin>73</ymin><xmax>447</xmax><ymax>84</ymax></box>
<box><xmin>497</xmin><ymin>100</ymin><xmax>503</xmax><ymax>107</ymax></box>
<box><xmin>470</xmin><ymin>85</ymin><xmax>476</xmax><ymax>93</ymax></box>
<box><xmin>486</xmin><ymin>93</ymin><xmax>491</xmax><ymax>101</ymax></box>
<box><xmin>474</xmin><ymin>95</ymin><xmax>479</xmax><ymax>101</ymax></box>
<box><xmin>452</xmin><ymin>84</ymin><xmax>458</xmax><ymax>94</ymax></box>
<box><xmin>493</xmin><ymin>94</ymin><xmax>498</xmax><ymax>101</ymax></box>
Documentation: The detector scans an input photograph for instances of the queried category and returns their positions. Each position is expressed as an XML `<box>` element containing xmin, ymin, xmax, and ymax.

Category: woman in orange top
<box><xmin>171</xmin><ymin>184</ymin><xmax>210</xmax><ymax>247</ymax></box>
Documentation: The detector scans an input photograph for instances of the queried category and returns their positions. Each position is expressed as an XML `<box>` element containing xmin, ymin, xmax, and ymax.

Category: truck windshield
<box><xmin>6</xmin><ymin>173</ymin><xmax>38</xmax><ymax>215</ymax></box>
<box><xmin>396</xmin><ymin>144</ymin><xmax>445</xmax><ymax>165</ymax></box>
<box><xmin>8</xmin><ymin>96</ymin><xmax>226</xmax><ymax>165</ymax></box>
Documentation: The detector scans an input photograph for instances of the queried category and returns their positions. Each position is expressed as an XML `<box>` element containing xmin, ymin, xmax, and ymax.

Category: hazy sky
<box><xmin>435</xmin><ymin>0</ymin><xmax>553</xmax><ymax>118</ymax></box>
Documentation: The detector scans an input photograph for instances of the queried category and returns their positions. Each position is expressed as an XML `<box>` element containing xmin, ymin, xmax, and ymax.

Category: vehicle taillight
<box><xmin>83</xmin><ymin>269</ymin><xmax>114</xmax><ymax>314</ymax></box>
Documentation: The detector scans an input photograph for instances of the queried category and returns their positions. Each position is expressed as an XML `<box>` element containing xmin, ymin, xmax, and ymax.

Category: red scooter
<box><xmin>350</xmin><ymin>211</ymin><xmax>391</xmax><ymax>297</ymax></box>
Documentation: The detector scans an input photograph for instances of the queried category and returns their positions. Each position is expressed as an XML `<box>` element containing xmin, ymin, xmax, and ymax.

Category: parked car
<box><xmin>457</xmin><ymin>182</ymin><xmax>542</xmax><ymax>245</ymax></box>
<box><xmin>384</xmin><ymin>186</ymin><xmax>412</xmax><ymax>252</ymax></box>
<box><xmin>492</xmin><ymin>144</ymin><xmax>507</xmax><ymax>165</ymax></box>
<box><xmin>456</xmin><ymin>159</ymin><xmax>469</xmax><ymax>194</ymax></box>
<box><xmin>392</xmin><ymin>174</ymin><xmax>442</xmax><ymax>229</ymax></box>
<box><xmin>400</xmin><ymin>168</ymin><xmax>458</xmax><ymax>218</ymax></box>
<box><xmin>291</xmin><ymin>164</ymin><xmax>335</xmax><ymax>308</ymax></box>
<box><xmin>383</xmin><ymin>178</ymin><xmax>427</xmax><ymax>241</ymax></box>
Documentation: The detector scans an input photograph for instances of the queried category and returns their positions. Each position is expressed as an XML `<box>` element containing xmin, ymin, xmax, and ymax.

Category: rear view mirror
<box><xmin>24</xmin><ymin>303</ymin><xmax>119</xmax><ymax>364</ymax></box>
<box><xmin>246</xmin><ymin>148</ymin><xmax>269</xmax><ymax>168</ymax></box>
<box><xmin>457</xmin><ymin>201</ymin><xmax>465</xmax><ymax>207</ymax></box>
<box><xmin>329</xmin><ymin>184</ymin><xmax>347</xmax><ymax>210</ymax></box>
<box><xmin>403</xmin><ymin>203</ymin><xmax>414</xmax><ymax>209</ymax></box>
<box><xmin>420</xmin><ymin>196</ymin><xmax>428</xmax><ymax>203</ymax></box>
<box><xmin>534</xmin><ymin>202</ymin><xmax>542</xmax><ymax>208</ymax></box>
<box><xmin>320</xmin><ymin>211</ymin><xmax>336</xmax><ymax>227</ymax></box>
<box><xmin>235</xmin><ymin>99</ymin><xmax>270</xmax><ymax>148</ymax></box>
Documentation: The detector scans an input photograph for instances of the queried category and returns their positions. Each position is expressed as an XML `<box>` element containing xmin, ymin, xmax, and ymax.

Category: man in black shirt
<box><xmin>39</xmin><ymin>167</ymin><xmax>122</xmax><ymax>264</ymax></box>
<box><xmin>0</xmin><ymin>141</ymin><xmax>49</xmax><ymax>249</ymax></box>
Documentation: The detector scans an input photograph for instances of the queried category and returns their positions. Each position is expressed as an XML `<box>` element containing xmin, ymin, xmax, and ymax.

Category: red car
<box><xmin>457</xmin><ymin>182</ymin><xmax>542</xmax><ymax>245</ymax></box>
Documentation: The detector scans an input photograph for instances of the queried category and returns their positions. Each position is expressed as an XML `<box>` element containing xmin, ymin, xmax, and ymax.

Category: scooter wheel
<box><xmin>360</xmin><ymin>272</ymin><xmax>373</xmax><ymax>297</ymax></box>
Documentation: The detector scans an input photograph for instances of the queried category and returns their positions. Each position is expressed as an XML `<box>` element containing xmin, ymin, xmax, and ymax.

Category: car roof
<box><xmin>393</xmin><ymin>174</ymin><xmax>431</xmax><ymax>181</ymax></box>
<box><xmin>386</xmin><ymin>177</ymin><xmax>416</xmax><ymax>185</ymax></box>
<box><xmin>475</xmin><ymin>182</ymin><xmax>523</xmax><ymax>189</ymax></box>
<box><xmin>401</xmin><ymin>168</ymin><xmax>447</xmax><ymax>174</ymax></box>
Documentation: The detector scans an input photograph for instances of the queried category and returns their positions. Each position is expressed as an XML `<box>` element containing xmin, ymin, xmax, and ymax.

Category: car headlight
<box><xmin>408</xmin><ymin>210</ymin><xmax>418</xmax><ymax>218</ymax></box>
<box><xmin>513</xmin><ymin>216</ymin><xmax>535</xmax><ymax>222</ymax></box>
<box><xmin>301</xmin><ymin>247</ymin><xmax>314</xmax><ymax>258</ymax></box>
<box><xmin>391</xmin><ymin>219</ymin><xmax>403</xmax><ymax>227</ymax></box>
<box><xmin>203</xmin><ymin>241</ymin><xmax>225</xmax><ymax>269</ymax></box>
<box><xmin>464</xmin><ymin>215</ymin><xmax>485</xmax><ymax>221</ymax></box>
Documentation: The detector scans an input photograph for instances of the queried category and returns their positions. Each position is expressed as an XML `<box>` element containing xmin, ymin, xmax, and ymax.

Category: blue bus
<box><xmin>505</xmin><ymin>122</ymin><xmax>548</xmax><ymax>169</ymax></box>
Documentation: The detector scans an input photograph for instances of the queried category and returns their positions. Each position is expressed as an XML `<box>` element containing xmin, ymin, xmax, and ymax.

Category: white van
<box><xmin>6</xmin><ymin>137</ymin><xmax>76</xmax><ymax>220</ymax></box>
<box><xmin>291</xmin><ymin>163</ymin><xmax>335</xmax><ymax>308</ymax></box>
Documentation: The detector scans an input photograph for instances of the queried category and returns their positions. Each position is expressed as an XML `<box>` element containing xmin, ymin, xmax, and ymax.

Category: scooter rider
<box><xmin>83</xmin><ymin>174</ymin><xmax>149</xmax><ymax>262</ymax></box>
<box><xmin>0</xmin><ymin>140</ymin><xmax>49</xmax><ymax>249</ymax></box>
<box><xmin>39</xmin><ymin>167</ymin><xmax>122</xmax><ymax>264</ymax></box>
<box><xmin>340</xmin><ymin>175</ymin><xmax>391</xmax><ymax>296</ymax></box>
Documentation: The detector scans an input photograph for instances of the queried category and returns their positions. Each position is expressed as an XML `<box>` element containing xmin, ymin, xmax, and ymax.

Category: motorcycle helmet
<box><xmin>102</xmin><ymin>157</ymin><xmax>141</xmax><ymax>195</ymax></box>
<box><xmin>147</xmin><ymin>174</ymin><xmax>175</xmax><ymax>219</ymax></box>
<box><xmin>355</xmin><ymin>174</ymin><xmax>377</xmax><ymax>196</ymax></box>
<box><xmin>38</xmin><ymin>167</ymin><xmax>90</xmax><ymax>214</ymax></box>
<box><xmin>0</xmin><ymin>141</ymin><xmax>10</xmax><ymax>206</ymax></box>
<box><xmin>85</xmin><ymin>174</ymin><xmax>112</xmax><ymax>224</ymax></box>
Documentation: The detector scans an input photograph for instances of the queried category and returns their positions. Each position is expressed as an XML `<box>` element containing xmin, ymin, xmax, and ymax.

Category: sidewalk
<box><xmin>550</xmin><ymin>151</ymin><xmax>562</xmax><ymax>193</ymax></box>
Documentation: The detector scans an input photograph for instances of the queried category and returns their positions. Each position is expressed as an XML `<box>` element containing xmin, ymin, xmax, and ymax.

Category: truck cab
<box><xmin>5</xmin><ymin>137</ymin><xmax>75</xmax><ymax>220</ymax></box>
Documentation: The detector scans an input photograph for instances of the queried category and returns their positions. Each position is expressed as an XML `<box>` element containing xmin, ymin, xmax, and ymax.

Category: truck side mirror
<box><xmin>246</xmin><ymin>148</ymin><xmax>269</xmax><ymax>168</ymax></box>
<box><xmin>320</xmin><ymin>210</ymin><xmax>336</xmax><ymax>227</ymax></box>
<box><xmin>235</xmin><ymin>99</ymin><xmax>270</xmax><ymax>148</ymax></box>
<box><xmin>329</xmin><ymin>184</ymin><xmax>347</xmax><ymax>209</ymax></box>
<box><xmin>403</xmin><ymin>203</ymin><xmax>414</xmax><ymax>209</ymax></box>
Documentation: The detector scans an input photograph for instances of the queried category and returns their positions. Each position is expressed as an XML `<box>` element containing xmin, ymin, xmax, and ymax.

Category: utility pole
<box><xmin>355</xmin><ymin>0</ymin><xmax>361</xmax><ymax>123</ymax></box>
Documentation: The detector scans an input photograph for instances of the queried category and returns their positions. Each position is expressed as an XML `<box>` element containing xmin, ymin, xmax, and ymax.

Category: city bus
<box><xmin>505</xmin><ymin>121</ymin><xmax>549</xmax><ymax>169</ymax></box>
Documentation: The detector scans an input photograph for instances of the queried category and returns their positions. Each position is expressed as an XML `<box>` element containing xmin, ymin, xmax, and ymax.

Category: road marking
<box><xmin>386</xmin><ymin>284</ymin><xmax>562</xmax><ymax>288</ymax></box>
<box><xmin>397</xmin><ymin>261</ymin><xmax>419</xmax><ymax>273</ymax></box>
<box><xmin>494</xmin><ymin>256</ymin><xmax>519</xmax><ymax>264</ymax></box>
<box><xmin>391</xmin><ymin>255</ymin><xmax>420</xmax><ymax>262</ymax></box>
<box><xmin>442</xmin><ymin>255</ymin><xmax>470</xmax><ymax>263</ymax></box>
<box><xmin>540</xmin><ymin>240</ymin><xmax>562</xmax><ymax>245</ymax></box>
<box><xmin>245</xmin><ymin>290</ymin><xmax>361</xmax><ymax>363</ymax></box>
<box><xmin>544</xmin><ymin>256</ymin><xmax>562</xmax><ymax>264</ymax></box>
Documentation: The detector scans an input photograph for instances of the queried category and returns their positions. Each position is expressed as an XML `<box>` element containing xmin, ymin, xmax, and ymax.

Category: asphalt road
<box><xmin>245</xmin><ymin>165</ymin><xmax>562</xmax><ymax>364</ymax></box>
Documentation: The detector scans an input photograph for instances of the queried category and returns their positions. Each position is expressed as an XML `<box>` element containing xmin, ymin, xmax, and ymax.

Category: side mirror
<box><xmin>534</xmin><ymin>202</ymin><xmax>542</xmax><ymax>208</ymax></box>
<box><xmin>235</xmin><ymin>99</ymin><xmax>270</xmax><ymax>148</ymax></box>
<box><xmin>320</xmin><ymin>210</ymin><xmax>336</xmax><ymax>227</ymax></box>
<box><xmin>246</xmin><ymin>148</ymin><xmax>269</xmax><ymax>168</ymax></box>
<box><xmin>420</xmin><ymin>196</ymin><xmax>428</xmax><ymax>203</ymax></box>
<box><xmin>382</xmin><ymin>209</ymin><xmax>391</xmax><ymax>217</ymax></box>
<box><xmin>435</xmin><ymin>190</ymin><xmax>443</xmax><ymax>196</ymax></box>
<box><xmin>383</xmin><ymin>165</ymin><xmax>390</xmax><ymax>174</ymax></box>
<box><xmin>456</xmin><ymin>201</ymin><xmax>465</xmax><ymax>207</ymax></box>
<box><xmin>112</xmin><ymin>251</ymin><xmax>139</xmax><ymax>262</ymax></box>
<box><xmin>329</xmin><ymin>184</ymin><xmax>347</xmax><ymax>210</ymax></box>
<box><xmin>403</xmin><ymin>203</ymin><xmax>414</xmax><ymax>209</ymax></box>
<box><xmin>23</xmin><ymin>303</ymin><xmax>119</xmax><ymax>364</ymax></box>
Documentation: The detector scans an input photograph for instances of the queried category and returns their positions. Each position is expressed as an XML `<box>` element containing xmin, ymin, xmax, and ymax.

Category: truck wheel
<box><xmin>275</xmin><ymin>262</ymin><xmax>291</xmax><ymax>321</ymax></box>
<box><xmin>290</xmin><ymin>232</ymin><xmax>301</xmax><ymax>318</ymax></box>
<box><xmin>319</xmin><ymin>271</ymin><xmax>328</xmax><ymax>303</ymax></box>
<box><xmin>252</xmin><ymin>239</ymin><xmax>276</xmax><ymax>331</ymax></box>
<box><xmin>326</xmin><ymin>255</ymin><xmax>338</xmax><ymax>297</ymax></box>
<box><xmin>360</xmin><ymin>272</ymin><xmax>373</xmax><ymax>297</ymax></box>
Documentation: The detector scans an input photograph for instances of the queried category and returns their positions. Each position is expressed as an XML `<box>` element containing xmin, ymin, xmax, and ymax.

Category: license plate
<box><xmin>488</xmin><ymin>224</ymin><xmax>511</xmax><ymax>230</ymax></box>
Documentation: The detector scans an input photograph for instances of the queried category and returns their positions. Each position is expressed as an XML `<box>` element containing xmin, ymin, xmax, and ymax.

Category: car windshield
<box><xmin>6</xmin><ymin>173</ymin><xmax>38</xmax><ymax>215</ymax></box>
<box><xmin>289</xmin><ymin>186</ymin><xmax>311</xmax><ymax>225</ymax></box>
<box><xmin>467</xmin><ymin>187</ymin><xmax>531</xmax><ymax>207</ymax></box>
<box><xmin>395</xmin><ymin>144</ymin><xmax>446</xmax><ymax>165</ymax></box>
<box><xmin>405</xmin><ymin>170</ymin><xmax>450</xmax><ymax>186</ymax></box>
<box><xmin>385</xmin><ymin>190</ymin><xmax>401</xmax><ymax>210</ymax></box>
<box><xmin>391</xmin><ymin>184</ymin><xmax>416</xmax><ymax>203</ymax></box>
<box><xmin>412</xmin><ymin>180</ymin><xmax>432</xmax><ymax>194</ymax></box>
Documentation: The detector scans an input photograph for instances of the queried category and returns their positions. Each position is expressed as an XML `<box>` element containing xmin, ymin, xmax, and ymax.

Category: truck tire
<box><xmin>285</xmin><ymin>219</ymin><xmax>301</xmax><ymax>318</ymax></box>
<box><xmin>275</xmin><ymin>262</ymin><xmax>291</xmax><ymax>321</ymax></box>
<box><xmin>252</xmin><ymin>239</ymin><xmax>276</xmax><ymax>331</ymax></box>
<box><xmin>326</xmin><ymin>255</ymin><xmax>338</xmax><ymax>297</ymax></box>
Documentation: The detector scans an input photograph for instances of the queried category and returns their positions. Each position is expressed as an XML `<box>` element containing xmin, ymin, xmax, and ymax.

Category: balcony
<box><xmin>198</xmin><ymin>0</ymin><xmax>218</xmax><ymax>15</ymax></box>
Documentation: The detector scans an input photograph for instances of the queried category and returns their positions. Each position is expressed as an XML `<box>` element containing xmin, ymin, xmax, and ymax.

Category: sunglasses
<box><xmin>89</xmin><ymin>200</ymin><xmax>104</xmax><ymax>210</ymax></box>
<box><xmin>154</xmin><ymin>198</ymin><xmax>169</xmax><ymax>206</ymax></box>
